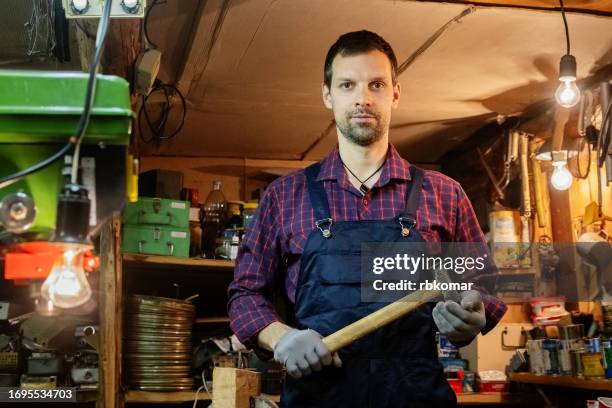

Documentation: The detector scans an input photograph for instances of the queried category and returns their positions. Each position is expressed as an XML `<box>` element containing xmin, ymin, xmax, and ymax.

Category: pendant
<box><xmin>359</xmin><ymin>184</ymin><xmax>369</xmax><ymax>194</ymax></box>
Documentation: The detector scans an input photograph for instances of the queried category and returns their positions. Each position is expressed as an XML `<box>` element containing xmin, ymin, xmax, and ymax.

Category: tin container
<box><xmin>543</xmin><ymin>339</ymin><xmax>560</xmax><ymax>375</ymax></box>
<box><xmin>527</xmin><ymin>339</ymin><xmax>545</xmax><ymax>375</ymax></box>
<box><xmin>558</xmin><ymin>340</ymin><xmax>573</xmax><ymax>375</ymax></box>
<box><xmin>581</xmin><ymin>352</ymin><xmax>605</xmax><ymax>378</ymax></box>
<box><xmin>570</xmin><ymin>349</ymin><xmax>585</xmax><ymax>377</ymax></box>
<box><xmin>559</xmin><ymin>324</ymin><xmax>584</xmax><ymax>340</ymax></box>
<box><xmin>587</xmin><ymin>337</ymin><xmax>602</xmax><ymax>353</ymax></box>
<box><xmin>603</xmin><ymin>339</ymin><xmax>612</xmax><ymax>379</ymax></box>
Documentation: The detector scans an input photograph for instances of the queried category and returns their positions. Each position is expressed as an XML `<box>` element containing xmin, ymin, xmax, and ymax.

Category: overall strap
<box><xmin>398</xmin><ymin>165</ymin><xmax>424</xmax><ymax>236</ymax></box>
<box><xmin>304</xmin><ymin>163</ymin><xmax>333</xmax><ymax>238</ymax></box>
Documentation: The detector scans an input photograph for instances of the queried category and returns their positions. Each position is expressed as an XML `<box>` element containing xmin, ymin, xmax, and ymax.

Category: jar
<box><xmin>243</xmin><ymin>202</ymin><xmax>258</xmax><ymax>230</ymax></box>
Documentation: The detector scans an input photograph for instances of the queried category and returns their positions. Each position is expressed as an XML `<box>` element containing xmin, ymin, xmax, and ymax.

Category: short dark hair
<box><xmin>323</xmin><ymin>30</ymin><xmax>398</xmax><ymax>89</ymax></box>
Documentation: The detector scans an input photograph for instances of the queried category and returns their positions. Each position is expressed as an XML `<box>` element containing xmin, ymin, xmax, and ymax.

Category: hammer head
<box><xmin>433</xmin><ymin>268</ymin><xmax>462</xmax><ymax>304</ymax></box>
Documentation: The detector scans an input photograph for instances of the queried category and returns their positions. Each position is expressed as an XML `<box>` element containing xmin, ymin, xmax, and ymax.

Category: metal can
<box><xmin>587</xmin><ymin>337</ymin><xmax>601</xmax><ymax>353</ymax></box>
<box><xmin>603</xmin><ymin>339</ymin><xmax>612</xmax><ymax>379</ymax></box>
<box><xmin>527</xmin><ymin>339</ymin><xmax>545</xmax><ymax>375</ymax></box>
<box><xmin>542</xmin><ymin>339</ymin><xmax>560</xmax><ymax>375</ymax></box>
<box><xmin>558</xmin><ymin>340</ymin><xmax>573</xmax><ymax>375</ymax></box>
<box><xmin>581</xmin><ymin>352</ymin><xmax>605</xmax><ymax>378</ymax></box>
<box><xmin>570</xmin><ymin>349</ymin><xmax>585</xmax><ymax>377</ymax></box>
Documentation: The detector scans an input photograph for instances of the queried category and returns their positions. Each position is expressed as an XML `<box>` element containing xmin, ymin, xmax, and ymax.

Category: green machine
<box><xmin>0</xmin><ymin>70</ymin><xmax>133</xmax><ymax>242</ymax></box>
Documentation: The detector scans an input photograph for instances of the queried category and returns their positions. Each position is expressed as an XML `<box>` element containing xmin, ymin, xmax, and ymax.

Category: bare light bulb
<box><xmin>40</xmin><ymin>245</ymin><xmax>92</xmax><ymax>308</ymax></box>
<box><xmin>555</xmin><ymin>80</ymin><xmax>581</xmax><ymax>108</ymax></box>
<box><xmin>551</xmin><ymin>162</ymin><xmax>573</xmax><ymax>190</ymax></box>
<box><xmin>123</xmin><ymin>0</ymin><xmax>139</xmax><ymax>7</ymax></box>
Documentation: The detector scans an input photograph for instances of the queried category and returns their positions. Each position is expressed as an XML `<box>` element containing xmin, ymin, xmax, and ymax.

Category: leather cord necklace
<box><xmin>340</xmin><ymin>157</ymin><xmax>386</xmax><ymax>194</ymax></box>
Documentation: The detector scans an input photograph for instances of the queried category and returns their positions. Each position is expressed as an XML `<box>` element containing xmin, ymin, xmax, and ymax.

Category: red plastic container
<box><xmin>447</xmin><ymin>378</ymin><xmax>463</xmax><ymax>394</ymax></box>
<box><xmin>478</xmin><ymin>380</ymin><xmax>509</xmax><ymax>392</ymax></box>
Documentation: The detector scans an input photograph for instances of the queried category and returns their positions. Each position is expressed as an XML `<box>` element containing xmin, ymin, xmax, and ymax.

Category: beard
<box><xmin>336</xmin><ymin>108</ymin><xmax>387</xmax><ymax>146</ymax></box>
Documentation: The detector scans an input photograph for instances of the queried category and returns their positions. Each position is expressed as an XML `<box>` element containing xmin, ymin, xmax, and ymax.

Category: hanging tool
<box><xmin>321</xmin><ymin>269</ymin><xmax>462</xmax><ymax>353</ymax></box>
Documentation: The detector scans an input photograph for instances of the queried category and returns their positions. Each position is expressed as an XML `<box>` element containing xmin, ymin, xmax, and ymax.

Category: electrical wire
<box><xmin>597</xmin><ymin>99</ymin><xmax>612</xmax><ymax>168</ymax></box>
<box><xmin>70</xmin><ymin>0</ymin><xmax>113</xmax><ymax>184</ymax></box>
<box><xmin>559</xmin><ymin>0</ymin><xmax>571</xmax><ymax>55</ymax></box>
<box><xmin>0</xmin><ymin>0</ymin><xmax>113</xmax><ymax>190</ymax></box>
<box><xmin>137</xmin><ymin>82</ymin><xmax>187</xmax><ymax>143</ymax></box>
<box><xmin>192</xmin><ymin>369</ymin><xmax>213</xmax><ymax>408</ymax></box>
<box><xmin>143</xmin><ymin>0</ymin><xmax>164</xmax><ymax>49</ymax></box>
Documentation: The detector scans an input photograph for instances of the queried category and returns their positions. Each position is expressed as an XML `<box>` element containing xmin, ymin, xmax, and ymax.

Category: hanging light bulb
<box><xmin>555</xmin><ymin>80</ymin><xmax>581</xmax><ymax>108</ymax></box>
<box><xmin>71</xmin><ymin>0</ymin><xmax>89</xmax><ymax>14</ymax></box>
<box><xmin>551</xmin><ymin>161</ymin><xmax>573</xmax><ymax>190</ymax></box>
<box><xmin>40</xmin><ymin>245</ymin><xmax>92</xmax><ymax>308</ymax></box>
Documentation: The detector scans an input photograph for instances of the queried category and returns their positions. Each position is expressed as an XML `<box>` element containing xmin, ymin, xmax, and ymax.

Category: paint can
<box><xmin>558</xmin><ymin>340</ymin><xmax>573</xmax><ymax>375</ymax></box>
<box><xmin>570</xmin><ymin>349</ymin><xmax>585</xmax><ymax>377</ymax></box>
<box><xmin>581</xmin><ymin>352</ymin><xmax>605</xmax><ymax>378</ymax></box>
<box><xmin>527</xmin><ymin>339</ymin><xmax>545</xmax><ymax>375</ymax></box>
<box><xmin>542</xmin><ymin>339</ymin><xmax>560</xmax><ymax>375</ymax></box>
<box><xmin>603</xmin><ymin>339</ymin><xmax>612</xmax><ymax>379</ymax></box>
<box><xmin>587</xmin><ymin>337</ymin><xmax>602</xmax><ymax>353</ymax></box>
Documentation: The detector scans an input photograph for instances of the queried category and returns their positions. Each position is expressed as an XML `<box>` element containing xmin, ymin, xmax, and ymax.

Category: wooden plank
<box><xmin>415</xmin><ymin>0</ymin><xmax>612</xmax><ymax>16</ymax></box>
<box><xmin>125</xmin><ymin>390</ymin><xmax>210</xmax><ymax>403</ymax></box>
<box><xmin>510</xmin><ymin>373</ymin><xmax>612</xmax><ymax>391</ymax></box>
<box><xmin>123</xmin><ymin>253</ymin><xmax>235</xmax><ymax>269</ymax></box>
<box><xmin>195</xmin><ymin>316</ymin><xmax>231</xmax><ymax>323</ymax></box>
<box><xmin>175</xmin><ymin>0</ymin><xmax>230</xmax><ymax>96</ymax></box>
<box><xmin>98</xmin><ymin>214</ymin><xmax>124</xmax><ymax>408</ymax></box>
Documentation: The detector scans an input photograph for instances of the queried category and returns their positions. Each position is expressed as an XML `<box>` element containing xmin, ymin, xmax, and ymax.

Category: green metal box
<box><xmin>123</xmin><ymin>197</ymin><xmax>189</xmax><ymax>229</ymax></box>
<box><xmin>122</xmin><ymin>225</ymin><xmax>190</xmax><ymax>257</ymax></box>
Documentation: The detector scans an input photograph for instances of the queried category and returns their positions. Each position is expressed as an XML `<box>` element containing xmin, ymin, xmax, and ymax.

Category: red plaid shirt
<box><xmin>228</xmin><ymin>144</ymin><xmax>506</xmax><ymax>350</ymax></box>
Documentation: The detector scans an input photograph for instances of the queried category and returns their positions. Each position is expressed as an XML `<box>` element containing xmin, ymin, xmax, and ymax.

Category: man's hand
<box><xmin>432</xmin><ymin>290</ymin><xmax>486</xmax><ymax>344</ymax></box>
<box><xmin>273</xmin><ymin>328</ymin><xmax>342</xmax><ymax>379</ymax></box>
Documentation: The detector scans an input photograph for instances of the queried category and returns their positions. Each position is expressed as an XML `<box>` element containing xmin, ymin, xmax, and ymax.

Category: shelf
<box><xmin>123</xmin><ymin>253</ymin><xmax>235</xmax><ymax>269</ymax></box>
<box><xmin>510</xmin><ymin>372</ymin><xmax>612</xmax><ymax>391</ymax></box>
<box><xmin>125</xmin><ymin>390</ymin><xmax>210</xmax><ymax>403</ymax></box>
<box><xmin>125</xmin><ymin>391</ymin><xmax>518</xmax><ymax>405</ymax></box>
<box><xmin>497</xmin><ymin>267</ymin><xmax>536</xmax><ymax>276</ymax></box>
<box><xmin>195</xmin><ymin>316</ymin><xmax>231</xmax><ymax>324</ymax></box>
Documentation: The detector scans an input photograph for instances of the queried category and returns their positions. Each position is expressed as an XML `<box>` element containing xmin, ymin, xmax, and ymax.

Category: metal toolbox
<box><xmin>122</xmin><ymin>225</ymin><xmax>190</xmax><ymax>257</ymax></box>
<box><xmin>123</xmin><ymin>197</ymin><xmax>189</xmax><ymax>229</ymax></box>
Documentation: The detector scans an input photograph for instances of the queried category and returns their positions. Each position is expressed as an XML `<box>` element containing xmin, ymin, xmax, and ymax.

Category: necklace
<box><xmin>340</xmin><ymin>157</ymin><xmax>386</xmax><ymax>194</ymax></box>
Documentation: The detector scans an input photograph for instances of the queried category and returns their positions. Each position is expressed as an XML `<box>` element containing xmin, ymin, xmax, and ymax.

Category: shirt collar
<box><xmin>316</xmin><ymin>144</ymin><xmax>412</xmax><ymax>185</ymax></box>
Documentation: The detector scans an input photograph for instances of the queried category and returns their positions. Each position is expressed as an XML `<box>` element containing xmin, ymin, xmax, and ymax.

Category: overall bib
<box><xmin>280</xmin><ymin>163</ymin><xmax>456</xmax><ymax>408</ymax></box>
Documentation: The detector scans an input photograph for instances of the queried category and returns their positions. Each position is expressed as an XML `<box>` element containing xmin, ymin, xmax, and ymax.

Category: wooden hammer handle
<box><xmin>321</xmin><ymin>289</ymin><xmax>441</xmax><ymax>353</ymax></box>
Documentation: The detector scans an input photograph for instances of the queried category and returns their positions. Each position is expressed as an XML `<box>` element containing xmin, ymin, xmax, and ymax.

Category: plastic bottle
<box><xmin>201</xmin><ymin>181</ymin><xmax>227</xmax><ymax>258</ymax></box>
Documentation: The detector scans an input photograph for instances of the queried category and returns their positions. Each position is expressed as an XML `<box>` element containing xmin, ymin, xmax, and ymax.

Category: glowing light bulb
<box><xmin>551</xmin><ymin>162</ymin><xmax>573</xmax><ymax>190</ymax></box>
<box><xmin>555</xmin><ymin>80</ymin><xmax>581</xmax><ymax>108</ymax></box>
<box><xmin>41</xmin><ymin>245</ymin><xmax>92</xmax><ymax>308</ymax></box>
<box><xmin>71</xmin><ymin>0</ymin><xmax>89</xmax><ymax>12</ymax></box>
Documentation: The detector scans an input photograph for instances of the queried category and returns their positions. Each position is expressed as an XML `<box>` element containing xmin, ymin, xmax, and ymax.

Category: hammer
<box><xmin>321</xmin><ymin>269</ymin><xmax>461</xmax><ymax>353</ymax></box>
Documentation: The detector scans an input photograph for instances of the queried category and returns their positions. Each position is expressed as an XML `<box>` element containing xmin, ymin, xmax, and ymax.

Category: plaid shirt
<box><xmin>228</xmin><ymin>144</ymin><xmax>506</xmax><ymax>351</ymax></box>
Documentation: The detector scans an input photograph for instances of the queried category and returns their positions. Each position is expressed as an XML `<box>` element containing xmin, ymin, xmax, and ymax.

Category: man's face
<box><xmin>322</xmin><ymin>50</ymin><xmax>400</xmax><ymax>146</ymax></box>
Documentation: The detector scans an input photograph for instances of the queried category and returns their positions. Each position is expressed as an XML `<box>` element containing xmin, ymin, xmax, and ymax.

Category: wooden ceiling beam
<box><xmin>413</xmin><ymin>0</ymin><xmax>612</xmax><ymax>16</ymax></box>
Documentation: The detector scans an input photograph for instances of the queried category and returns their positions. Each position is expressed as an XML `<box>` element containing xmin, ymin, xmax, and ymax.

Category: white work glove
<box><xmin>432</xmin><ymin>290</ymin><xmax>486</xmax><ymax>344</ymax></box>
<box><xmin>273</xmin><ymin>328</ymin><xmax>342</xmax><ymax>379</ymax></box>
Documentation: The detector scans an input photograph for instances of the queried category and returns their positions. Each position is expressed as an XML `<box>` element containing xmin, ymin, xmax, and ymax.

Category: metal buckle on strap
<box><xmin>315</xmin><ymin>218</ymin><xmax>333</xmax><ymax>238</ymax></box>
<box><xmin>398</xmin><ymin>216</ymin><xmax>416</xmax><ymax>237</ymax></box>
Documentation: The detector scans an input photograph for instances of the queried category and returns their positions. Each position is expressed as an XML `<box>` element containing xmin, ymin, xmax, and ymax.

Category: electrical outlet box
<box><xmin>135</xmin><ymin>48</ymin><xmax>162</xmax><ymax>95</ymax></box>
<box><xmin>62</xmin><ymin>0</ymin><xmax>147</xmax><ymax>19</ymax></box>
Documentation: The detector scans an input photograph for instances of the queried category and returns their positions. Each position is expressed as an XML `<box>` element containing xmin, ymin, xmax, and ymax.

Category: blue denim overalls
<box><xmin>280</xmin><ymin>162</ymin><xmax>456</xmax><ymax>408</ymax></box>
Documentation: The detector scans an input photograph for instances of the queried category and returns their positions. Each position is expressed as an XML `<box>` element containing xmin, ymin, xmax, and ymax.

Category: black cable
<box><xmin>597</xmin><ymin>99</ymin><xmax>612</xmax><ymax>168</ymax></box>
<box><xmin>0</xmin><ymin>0</ymin><xmax>113</xmax><ymax>190</ymax></box>
<box><xmin>143</xmin><ymin>0</ymin><xmax>161</xmax><ymax>49</ymax></box>
<box><xmin>559</xmin><ymin>0</ymin><xmax>571</xmax><ymax>55</ymax></box>
<box><xmin>138</xmin><ymin>82</ymin><xmax>187</xmax><ymax>143</ymax></box>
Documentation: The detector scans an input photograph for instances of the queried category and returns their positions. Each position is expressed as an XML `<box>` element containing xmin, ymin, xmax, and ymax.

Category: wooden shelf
<box><xmin>125</xmin><ymin>391</ymin><xmax>519</xmax><ymax>405</ymax></box>
<box><xmin>195</xmin><ymin>316</ymin><xmax>231</xmax><ymax>324</ymax></box>
<box><xmin>497</xmin><ymin>267</ymin><xmax>536</xmax><ymax>276</ymax></box>
<box><xmin>123</xmin><ymin>253</ymin><xmax>234</xmax><ymax>269</ymax></box>
<box><xmin>510</xmin><ymin>372</ymin><xmax>612</xmax><ymax>391</ymax></box>
<box><xmin>125</xmin><ymin>390</ymin><xmax>210</xmax><ymax>403</ymax></box>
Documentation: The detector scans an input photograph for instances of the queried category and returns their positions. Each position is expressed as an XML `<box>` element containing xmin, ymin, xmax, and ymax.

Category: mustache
<box><xmin>348</xmin><ymin>109</ymin><xmax>379</xmax><ymax>118</ymax></box>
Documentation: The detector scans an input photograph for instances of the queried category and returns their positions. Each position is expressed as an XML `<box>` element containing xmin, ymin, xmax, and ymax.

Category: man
<box><xmin>228</xmin><ymin>30</ymin><xmax>506</xmax><ymax>407</ymax></box>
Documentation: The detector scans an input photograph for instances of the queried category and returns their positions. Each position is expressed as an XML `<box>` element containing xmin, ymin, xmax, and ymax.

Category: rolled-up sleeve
<box><xmin>452</xmin><ymin>182</ymin><xmax>507</xmax><ymax>334</ymax></box>
<box><xmin>228</xmin><ymin>184</ymin><xmax>283</xmax><ymax>356</ymax></box>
